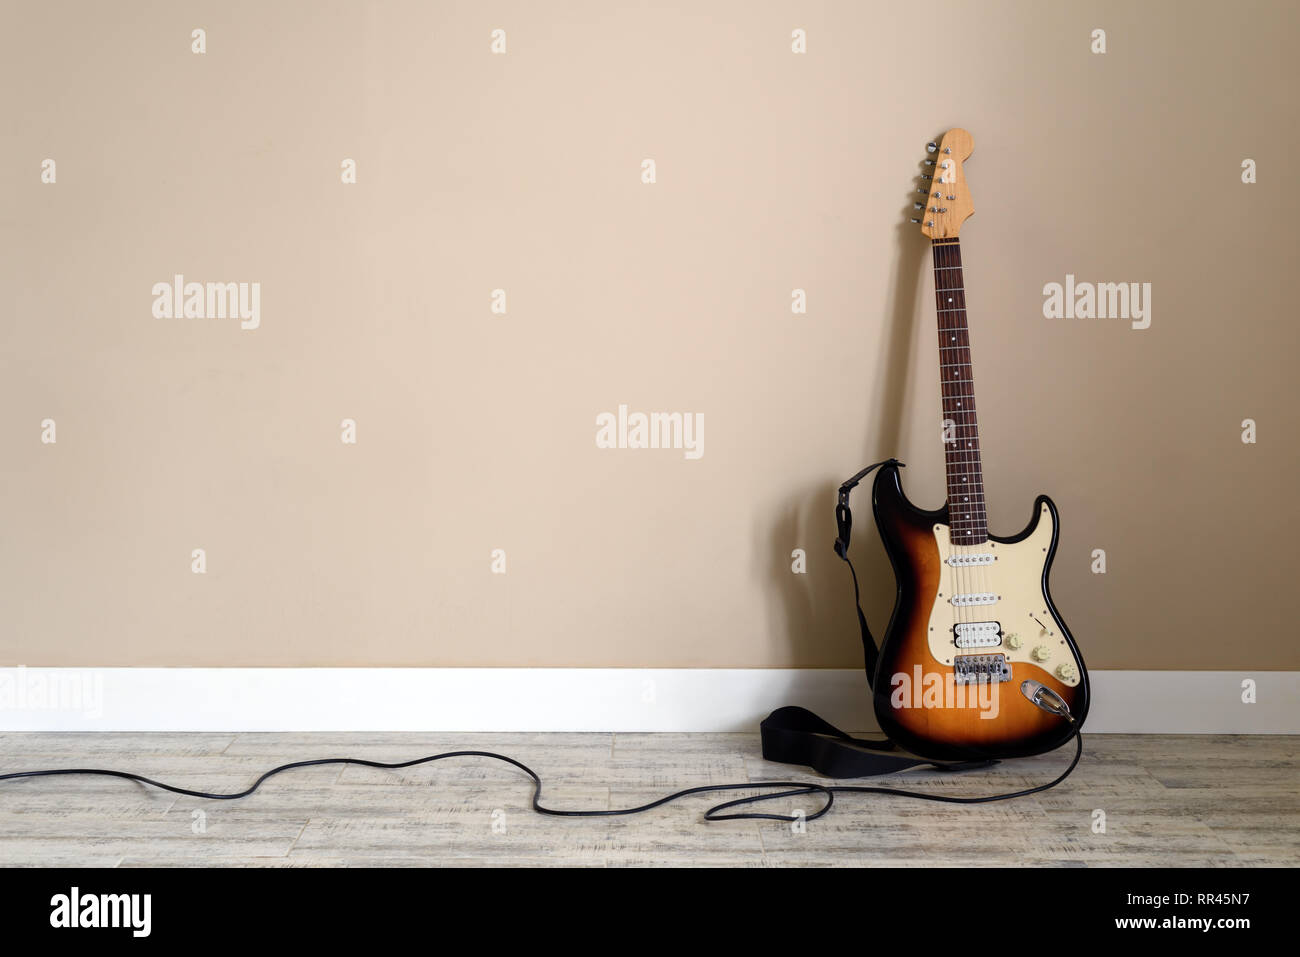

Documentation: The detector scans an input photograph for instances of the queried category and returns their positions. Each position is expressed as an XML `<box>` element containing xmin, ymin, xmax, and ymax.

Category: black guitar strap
<box><xmin>830</xmin><ymin>457</ymin><xmax>904</xmax><ymax>691</ymax></box>
<box><xmin>760</xmin><ymin>459</ymin><xmax>988</xmax><ymax>778</ymax></box>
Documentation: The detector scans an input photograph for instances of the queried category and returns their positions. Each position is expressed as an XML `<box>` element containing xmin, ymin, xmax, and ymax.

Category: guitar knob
<box><xmin>1031</xmin><ymin>644</ymin><xmax>1052</xmax><ymax>662</ymax></box>
<box><xmin>1056</xmin><ymin>662</ymin><xmax>1078</xmax><ymax>681</ymax></box>
<box><xmin>927</xmin><ymin>142</ymin><xmax>938</xmax><ymax>153</ymax></box>
<box><xmin>1005</xmin><ymin>632</ymin><xmax>1022</xmax><ymax>650</ymax></box>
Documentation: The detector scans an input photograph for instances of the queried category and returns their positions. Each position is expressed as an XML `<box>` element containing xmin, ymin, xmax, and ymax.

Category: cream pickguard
<box><xmin>924</xmin><ymin>502</ymin><xmax>1082</xmax><ymax>688</ymax></box>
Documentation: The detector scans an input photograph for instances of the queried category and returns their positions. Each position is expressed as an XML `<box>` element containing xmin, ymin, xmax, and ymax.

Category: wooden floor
<box><xmin>0</xmin><ymin>733</ymin><xmax>1294</xmax><ymax>867</ymax></box>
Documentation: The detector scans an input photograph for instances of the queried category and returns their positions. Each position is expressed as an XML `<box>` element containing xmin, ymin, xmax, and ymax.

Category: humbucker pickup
<box><xmin>953</xmin><ymin>653</ymin><xmax>1012</xmax><ymax>684</ymax></box>
<box><xmin>954</xmin><ymin>621</ymin><xmax>1001</xmax><ymax>648</ymax></box>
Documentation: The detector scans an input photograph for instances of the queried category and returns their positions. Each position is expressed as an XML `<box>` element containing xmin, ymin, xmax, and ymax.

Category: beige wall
<box><xmin>2</xmin><ymin>0</ymin><xmax>1297</xmax><ymax>669</ymax></box>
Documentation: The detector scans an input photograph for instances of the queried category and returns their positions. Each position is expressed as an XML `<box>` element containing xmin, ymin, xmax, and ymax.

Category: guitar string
<box><xmin>951</xmin><ymin>237</ymin><xmax>982</xmax><ymax>680</ymax></box>
<box><xmin>940</xmin><ymin>237</ymin><xmax>987</xmax><ymax>700</ymax></box>
<box><xmin>937</xmin><ymin>238</ymin><xmax>969</xmax><ymax>696</ymax></box>
<box><xmin>952</xmin><ymin>238</ymin><xmax>969</xmax><ymax>689</ymax></box>
<box><xmin>947</xmin><ymin>236</ymin><xmax>1010</xmax><ymax>700</ymax></box>
<box><xmin>958</xmin><ymin>238</ymin><xmax>990</xmax><ymax>695</ymax></box>
<box><xmin>934</xmin><ymin>239</ymin><xmax>956</xmax><ymax>689</ymax></box>
<box><xmin>936</xmin><ymin>239</ymin><xmax>960</xmax><ymax>691</ymax></box>
<box><xmin>954</xmin><ymin>239</ymin><xmax>975</xmax><ymax>690</ymax></box>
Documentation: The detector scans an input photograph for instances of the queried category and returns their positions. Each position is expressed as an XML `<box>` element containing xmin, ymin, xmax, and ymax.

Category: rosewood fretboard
<box><xmin>932</xmin><ymin>238</ymin><xmax>987</xmax><ymax>546</ymax></box>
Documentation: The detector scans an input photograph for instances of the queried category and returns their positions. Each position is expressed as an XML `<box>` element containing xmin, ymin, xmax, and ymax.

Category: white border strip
<box><xmin>0</xmin><ymin>668</ymin><xmax>1294</xmax><ymax>733</ymax></box>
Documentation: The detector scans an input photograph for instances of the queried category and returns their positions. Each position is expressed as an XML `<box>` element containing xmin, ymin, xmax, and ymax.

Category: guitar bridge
<box><xmin>953</xmin><ymin>653</ymin><xmax>1012</xmax><ymax>684</ymax></box>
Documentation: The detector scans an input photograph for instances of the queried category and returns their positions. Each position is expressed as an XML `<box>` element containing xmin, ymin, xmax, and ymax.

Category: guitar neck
<box><xmin>932</xmin><ymin>237</ymin><xmax>988</xmax><ymax>546</ymax></box>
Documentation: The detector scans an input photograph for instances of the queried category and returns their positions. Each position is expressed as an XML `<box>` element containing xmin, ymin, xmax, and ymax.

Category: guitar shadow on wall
<box><xmin>759</xmin><ymin>220</ymin><xmax>927</xmax><ymax>723</ymax></box>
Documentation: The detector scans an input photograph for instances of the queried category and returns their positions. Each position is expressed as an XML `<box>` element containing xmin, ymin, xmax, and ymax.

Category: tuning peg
<box><xmin>910</xmin><ymin>217</ymin><xmax>921</xmax><ymax>223</ymax></box>
<box><xmin>923</xmin><ymin>159</ymin><xmax>935</xmax><ymax>166</ymax></box>
<box><xmin>927</xmin><ymin>142</ymin><xmax>938</xmax><ymax>153</ymax></box>
<box><xmin>921</xmin><ymin>174</ymin><xmax>932</xmax><ymax>180</ymax></box>
<box><xmin>917</xmin><ymin>187</ymin><xmax>928</xmax><ymax>193</ymax></box>
<box><xmin>913</xmin><ymin>202</ymin><xmax>924</xmax><ymax>210</ymax></box>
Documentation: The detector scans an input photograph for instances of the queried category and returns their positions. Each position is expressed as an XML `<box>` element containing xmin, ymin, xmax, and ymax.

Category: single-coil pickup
<box><xmin>946</xmin><ymin>553</ymin><xmax>993</xmax><ymax>567</ymax></box>
<box><xmin>953</xmin><ymin>653</ymin><xmax>1012</xmax><ymax>684</ymax></box>
<box><xmin>950</xmin><ymin>592</ymin><xmax>997</xmax><ymax>607</ymax></box>
<box><xmin>954</xmin><ymin>622</ymin><xmax>1001</xmax><ymax>648</ymax></box>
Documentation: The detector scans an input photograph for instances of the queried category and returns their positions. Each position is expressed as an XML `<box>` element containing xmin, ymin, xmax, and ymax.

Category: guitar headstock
<box><xmin>910</xmin><ymin>128</ymin><xmax>974</xmax><ymax>239</ymax></box>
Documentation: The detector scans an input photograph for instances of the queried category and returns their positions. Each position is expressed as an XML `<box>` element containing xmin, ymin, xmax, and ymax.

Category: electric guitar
<box><xmin>870</xmin><ymin>129</ymin><xmax>1089</xmax><ymax>760</ymax></box>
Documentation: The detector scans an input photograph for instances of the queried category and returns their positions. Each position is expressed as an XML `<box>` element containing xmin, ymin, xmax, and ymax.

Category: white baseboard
<box><xmin>0</xmin><ymin>668</ymin><xmax>1294</xmax><ymax>734</ymax></box>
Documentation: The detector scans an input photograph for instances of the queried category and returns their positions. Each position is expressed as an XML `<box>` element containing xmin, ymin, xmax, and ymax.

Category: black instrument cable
<box><xmin>0</xmin><ymin>724</ymin><xmax>1082</xmax><ymax>824</ymax></box>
